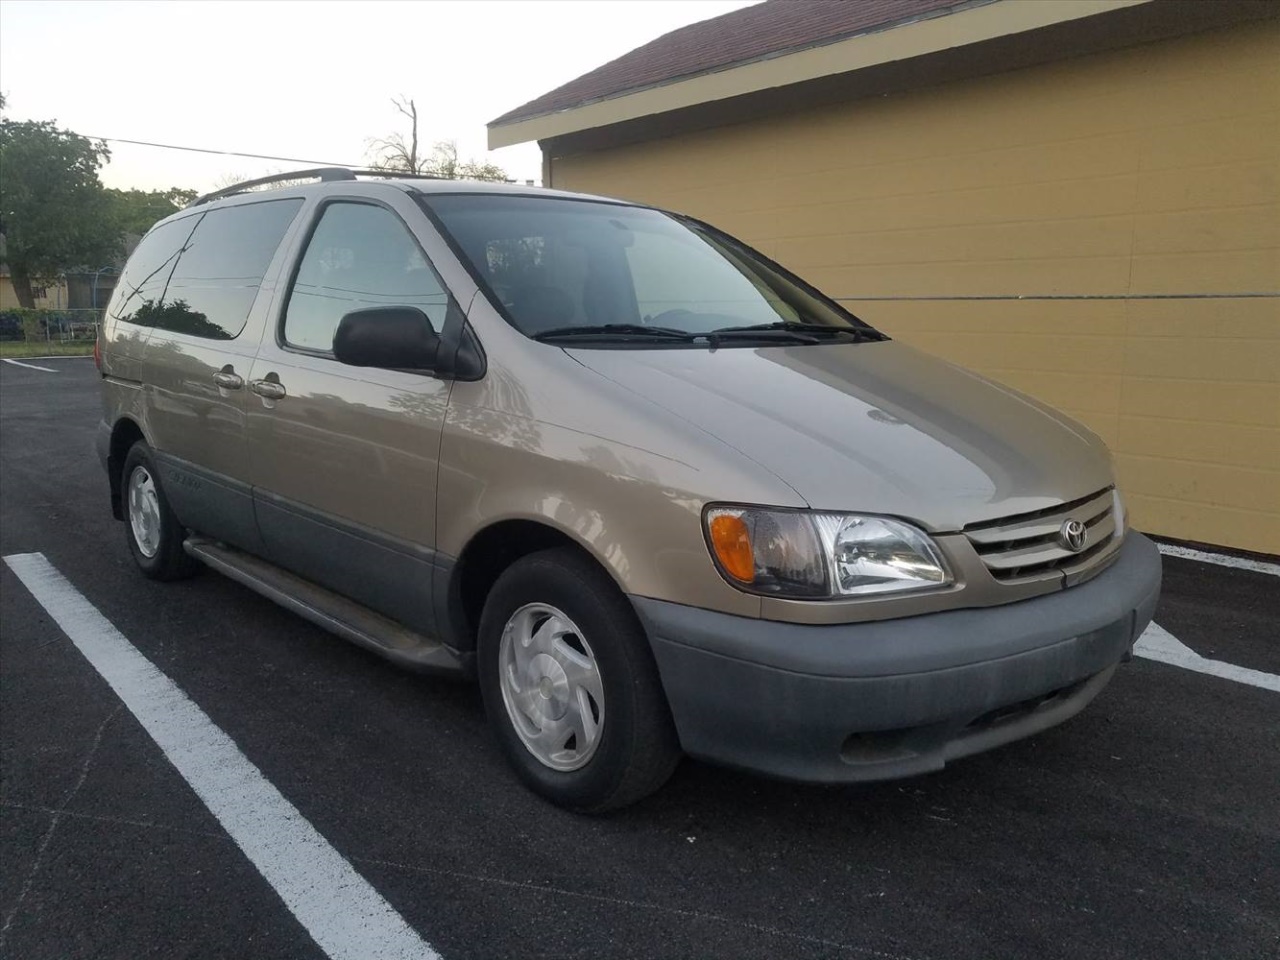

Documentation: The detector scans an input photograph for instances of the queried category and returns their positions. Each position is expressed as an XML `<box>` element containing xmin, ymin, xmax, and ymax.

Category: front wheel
<box><xmin>122</xmin><ymin>441</ymin><xmax>200</xmax><ymax>581</ymax></box>
<box><xmin>477</xmin><ymin>548</ymin><xmax>681</xmax><ymax>812</ymax></box>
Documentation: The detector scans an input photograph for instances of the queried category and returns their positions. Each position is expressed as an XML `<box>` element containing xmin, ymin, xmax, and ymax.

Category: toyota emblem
<box><xmin>1059</xmin><ymin>518</ymin><xmax>1087</xmax><ymax>552</ymax></box>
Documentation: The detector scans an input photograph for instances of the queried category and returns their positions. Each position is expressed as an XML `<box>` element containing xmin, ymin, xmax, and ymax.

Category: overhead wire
<box><xmin>79</xmin><ymin>134</ymin><xmax>361</xmax><ymax>168</ymax></box>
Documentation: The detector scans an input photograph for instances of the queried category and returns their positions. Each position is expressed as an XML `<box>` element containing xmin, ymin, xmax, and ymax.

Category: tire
<box><xmin>477</xmin><ymin>547</ymin><xmax>681</xmax><ymax>812</ymax></box>
<box><xmin>121</xmin><ymin>441</ymin><xmax>200</xmax><ymax>581</ymax></box>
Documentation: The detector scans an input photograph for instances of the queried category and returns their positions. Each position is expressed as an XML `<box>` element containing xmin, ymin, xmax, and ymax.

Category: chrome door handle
<box><xmin>250</xmin><ymin>378</ymin><xmax>286</xmax><ymax>401</ymax></box>
<box><xmin>212</xmin><ymin>369</ymin><xmax>244</xmax><ymax>390</ymax></box>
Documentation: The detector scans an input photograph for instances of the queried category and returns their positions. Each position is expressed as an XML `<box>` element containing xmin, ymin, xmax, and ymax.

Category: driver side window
<box><xmin>284</xmin><ymin>202</ymin><xmax>449</xmax><ymax>352</ymax></box>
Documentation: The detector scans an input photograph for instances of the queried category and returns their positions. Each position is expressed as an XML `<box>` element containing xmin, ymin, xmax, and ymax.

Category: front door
<box><xmin>244</xmin><ymin>196</ymin><xmax>456</xmax><ymax>636</ymax></box>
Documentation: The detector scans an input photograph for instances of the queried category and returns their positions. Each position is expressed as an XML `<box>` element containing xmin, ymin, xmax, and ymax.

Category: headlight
<box><xmin>1112</xmin><ymin>487</ymin><xmax>1128</xmax><ymax>540</ymax></box>
<box><xmin>704</xmin><ymin>506</ymin><xmax>951</xmax><ymax>599</ymax></box>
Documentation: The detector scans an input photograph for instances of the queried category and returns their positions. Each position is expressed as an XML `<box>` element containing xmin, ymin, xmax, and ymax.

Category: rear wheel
<box><xmin>122</xmin><ymin>441</ymin><xmax>200</xmax><ymax>581</ymax></box>
<box><xmin>477</xmin><ymin>548</ymin><xmax>681</xmax><ymax>812</ymax></box>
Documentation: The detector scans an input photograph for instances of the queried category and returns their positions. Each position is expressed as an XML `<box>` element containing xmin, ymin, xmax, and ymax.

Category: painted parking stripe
<box><xmin>1135</xmin><ymin>622</ymin><xmax>1280</xmax><ymax>693</ymax></box>
<box><xmin>2</xmin><ymin>552</ymin><xmax>441</xmax><ymax>960</ymax></box>
<box><xmin>2</xmin><ymin>359</ymin><xmax>58</xmax><ymax>373</ymax></box>
<box><xmin>1156</xmin><ymin>543</ymin><xmax>1280</xmax><ymax>577</ymax></box>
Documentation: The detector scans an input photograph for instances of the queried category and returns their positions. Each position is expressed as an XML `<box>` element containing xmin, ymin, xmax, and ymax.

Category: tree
<box><xmin>368</xmin><ymin>96</ymin><xmax>508</xmax><ymax>182</ymax></box>
<box><xmin>212</xmin><ymin>168</ymin><xmax>311</xmax><ymax>193</ymax></box>
<box><xmin>422</xmin><ymin>140</ymin><xmax>509</xmax><ymax>183</ymax></box>
<box><xmin>369</xmin><ymin>96</ymin><xmax>424</xmax><ymax>175</ymax></box>
<box><xmin>0</xmin><ymin>116</ymin><xmax>119</xmax><ymax>307</ymax></box>
<box><xmin>107</xmin><ymin>187</ymin><xmax>198</xmax><ymax>238</ymax></box>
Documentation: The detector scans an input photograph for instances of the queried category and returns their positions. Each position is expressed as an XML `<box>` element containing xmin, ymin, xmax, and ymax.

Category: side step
<box><xmin>184</xmin><ymin>536</ymin><xmax>467</xmax><ymax>675</ymax></box>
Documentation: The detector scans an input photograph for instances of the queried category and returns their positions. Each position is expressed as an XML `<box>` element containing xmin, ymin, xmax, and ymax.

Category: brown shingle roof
<box><xmin>490</xmin><ymin>0</ymin><xmax>971</xmax><ymax>127</ymax></box>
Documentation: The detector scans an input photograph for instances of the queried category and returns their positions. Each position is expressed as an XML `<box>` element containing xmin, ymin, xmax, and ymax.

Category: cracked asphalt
<box><xmin>2</xmin><ymin>357</ymin><xmax>1278</xmax><ymax>960</ymax></box>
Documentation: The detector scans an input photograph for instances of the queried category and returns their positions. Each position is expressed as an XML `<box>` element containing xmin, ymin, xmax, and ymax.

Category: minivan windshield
<box><xmin>422</xmin><ymin>194</ymin><xmax>884</xmax><ymax>346</ymax></box>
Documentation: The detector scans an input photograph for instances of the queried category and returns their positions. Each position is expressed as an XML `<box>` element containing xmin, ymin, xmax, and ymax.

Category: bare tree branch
<box><xmin>390</xmin><ymin>96</ymin><xmax>419</xmax><ymax>172</ymax></box>
<box><xmin>366</xmin><ymin>97</ymin><xmax>508</xmax><ymax>181</ymax></box>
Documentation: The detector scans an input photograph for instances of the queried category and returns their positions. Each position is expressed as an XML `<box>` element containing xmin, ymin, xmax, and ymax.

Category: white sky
<box><xmin>0</xmin><ymin>0</ymin><xmax>757</xmax><ymax>193</ymax></box>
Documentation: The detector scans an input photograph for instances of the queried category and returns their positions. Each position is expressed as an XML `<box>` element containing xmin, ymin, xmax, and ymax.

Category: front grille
<box><xmin>964</xmin><ymin>488</ymin><xmax>1119</xmax><ymax>583</ymax></box>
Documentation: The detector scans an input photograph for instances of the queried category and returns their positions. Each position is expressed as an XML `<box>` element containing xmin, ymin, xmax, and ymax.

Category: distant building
<box><xmin>0</xmin><ymin>268</ymin><xmax>118</xmax><ymax>312</ymax></box>
<box><xmin>0</xmin><ymin>270</ymin><xmax>69</xmax><ymax>311</ymax></box>
<box><xmin>65</xmin><ymin>269</ymin><xmax>120</xmax><ymax>311</ymax></box>
<box><xmin>490</xmin><ymin>0</ymin><xmax>1280</xmax><ymax>555</ymax></box>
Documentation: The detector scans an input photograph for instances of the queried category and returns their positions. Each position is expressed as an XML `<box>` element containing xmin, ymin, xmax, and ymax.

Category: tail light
<box><xmin>93</xmin><ymin>333</ymin><xmax>102</xmax><ymax>371</ymax></box>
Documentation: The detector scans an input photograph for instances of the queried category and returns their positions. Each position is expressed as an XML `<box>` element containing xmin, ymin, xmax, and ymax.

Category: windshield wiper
<box><xmin>532</xmin><ymin>321</ymin><xmax>881</xmax><ymax>347</ymax></box>
<box><xmin>710</xmin><ymin>321</ymin><xmax>887</xmax><ymax>342</ymax></box>
<box><xmin>702</xmin><ymin>327</ymin><xmax>821</xmax><ymax>345</ymax></box>
<box><xmin>532</xmin><ymin>323</ymin><xmax>700</xmax><ymax>343</ymax></box>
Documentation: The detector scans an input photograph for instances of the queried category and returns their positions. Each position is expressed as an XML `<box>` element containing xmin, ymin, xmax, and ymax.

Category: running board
<box><xmin>183</xmin><ymin>537</ymin><xmax>466</xmax><ymax>675</ymax></box>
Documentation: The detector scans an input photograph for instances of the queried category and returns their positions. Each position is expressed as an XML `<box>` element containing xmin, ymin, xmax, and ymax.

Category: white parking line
<box><xmin>2</xmin><ymin>359</ymin><xmax>58</xmax><ymax>373</ymax></box>
<box><xmin>1156</xmin><ymin>543</ymin><xmax>1280</xmax><ymax>577</ymax></box>
<box><xmin>1135</xmin><ymin>622</ymin><xmax>1280</xmax><ymax>693</ymax></box>
<box><xmin>3</xmin><ymin>552</ymin><xmax>441</xmax><ymax>960</ymax></box>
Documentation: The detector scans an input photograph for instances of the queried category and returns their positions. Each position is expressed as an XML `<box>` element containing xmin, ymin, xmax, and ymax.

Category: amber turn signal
<box><xmin>708</xmin><ymin>512</ymin><xmax>754</xmax><ymax>582</ymax></box>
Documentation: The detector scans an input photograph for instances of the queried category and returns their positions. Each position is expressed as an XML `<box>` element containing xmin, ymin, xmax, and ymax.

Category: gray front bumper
<box><xmin>632</xmin><ymin>534</ymin><xmax>1162</xmax><ymax>783</ymax></box>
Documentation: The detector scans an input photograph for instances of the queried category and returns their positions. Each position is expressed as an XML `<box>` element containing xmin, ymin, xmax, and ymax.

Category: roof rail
<box><xmin>187</xmin><ymin>167</ymin><xmax>453</xmax><ymax>207</ymax></box>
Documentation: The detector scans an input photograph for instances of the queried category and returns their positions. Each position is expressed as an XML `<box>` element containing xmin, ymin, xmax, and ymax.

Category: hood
<box><xmin>567</xmin><ymin>341</ymin><xmax>1113</xmax><ymax>532</ymax></box>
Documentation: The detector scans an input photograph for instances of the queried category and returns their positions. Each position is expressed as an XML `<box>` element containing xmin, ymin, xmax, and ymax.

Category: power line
<box><xmin>82</xmin><ymin>134</ymin><xmax>361</xmax><ymax>168</ymax></box>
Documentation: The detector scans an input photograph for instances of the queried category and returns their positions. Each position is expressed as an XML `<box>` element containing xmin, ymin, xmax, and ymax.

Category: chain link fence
<box><xmin>0</xmin><ymin>308</ymin><xmax>101</xmax><ymax>356</ymax></box>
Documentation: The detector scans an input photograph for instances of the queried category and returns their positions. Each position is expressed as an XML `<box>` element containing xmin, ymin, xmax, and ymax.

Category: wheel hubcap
<box><xmin>127</xmin><ymin>466</ymin><xmax>162</xmax><ymax>559</ymax></box>
<box><xmin>498</xmin><ymin>603</ymin><xmax>604</xmax><ymax>772</ymax></box>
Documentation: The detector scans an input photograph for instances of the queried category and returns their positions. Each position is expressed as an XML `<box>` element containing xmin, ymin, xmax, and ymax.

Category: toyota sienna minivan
<box><xmin>97</xmin><ymin>168</ymin><xmax>1162</xmax><ymax>811</ymax></box>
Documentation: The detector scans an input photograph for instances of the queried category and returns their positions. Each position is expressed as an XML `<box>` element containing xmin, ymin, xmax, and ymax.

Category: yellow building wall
<box><xmin>0</xmin><ymin>276</ymin><xmax>70</xmax><ymax>311</ymax></box>
<box><xmin>550</xmin><ymin>20</ymin><xmax>1280</xmax><ymax>554</ymax></box>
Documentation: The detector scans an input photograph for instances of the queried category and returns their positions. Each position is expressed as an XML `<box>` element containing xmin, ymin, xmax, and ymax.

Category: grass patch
<box><xmin>0</xmin><ymin>341</ymin><xmax>95</xmax><ymax>358</ymax></box>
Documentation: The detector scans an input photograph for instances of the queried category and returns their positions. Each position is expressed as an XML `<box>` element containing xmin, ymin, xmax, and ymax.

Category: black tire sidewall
<box><xmin>121</xmin><ymin>442</ymin><xmax>195</xmax><ymax>580</ymax></box>
<box><xmin>477</xmin><ymin>549</ymin><xmax>675</xmax><ymax>811</ymax></box>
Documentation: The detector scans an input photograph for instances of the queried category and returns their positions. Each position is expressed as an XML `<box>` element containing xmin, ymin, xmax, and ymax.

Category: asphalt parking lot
<box><xmin>2</xmin><ymin>356</ymin><xmax>1277</xmax><ymax>960</ymax></box>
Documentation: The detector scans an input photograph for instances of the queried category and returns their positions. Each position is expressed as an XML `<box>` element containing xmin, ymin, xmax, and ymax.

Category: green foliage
<box><xmin>18</xmin><ymin>309</ymin><xmax>41</xmax><ymax>341</ymax></box>
<box><xmin>0</xmin><ymin>340</ymin><xmax>95</xmax><ymax>358</ymax></box>
<box><xmin>106</xmin><ymin>187</ymin><xmax>198</xmax><ymax>237</ymax></box>
<box><xmin>374</xmin><ymin>135</ymin><xmax>509</xmax><ymax>182</ymax></box>
<box><xmin>0</xmin><ymin>307</ymin><xmax>98</xmax><ymax>342</ymax></box>
<box><xmin>427</xmin><ymin>140</ymin><xmax>509</xmax><ymax>182</ymax></box>
<box><xmin>0</xmin><ymin>118</ymin><xmax>120</xmax><ymax>300</ymax></box>
<box><xmin>0</xmin><ymin>108</ymin><xmax>196</xmax><ymax>307</ymax></box>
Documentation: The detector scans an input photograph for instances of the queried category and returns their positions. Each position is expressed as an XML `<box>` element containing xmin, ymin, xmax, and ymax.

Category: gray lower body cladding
<box><xmin>632</xmin><ymin>534</ymin><xmax>1162</xmax><ymax>783</ymax></box>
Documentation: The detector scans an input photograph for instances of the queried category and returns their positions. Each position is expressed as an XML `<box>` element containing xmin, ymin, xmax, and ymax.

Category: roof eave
<box><xmin>487</xmin><ymin>0</ymin><xmax>1149</xmax><ymax>150</ymax></box>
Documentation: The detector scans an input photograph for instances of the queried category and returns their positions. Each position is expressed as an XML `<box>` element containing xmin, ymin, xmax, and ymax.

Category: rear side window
<box><xmin>110</xmin><ymin>215</ymin><xmax>200</xmax><ymax>325</ymax></box>
<box><xmin>283</xmin><ymin>202</ymin><xmax>450</xmax><ymax>353</ymax></box>
<box><xmin>157</xmin><ymin>199</ymin><xmax>303</xmax><ymax>340</ymax></box>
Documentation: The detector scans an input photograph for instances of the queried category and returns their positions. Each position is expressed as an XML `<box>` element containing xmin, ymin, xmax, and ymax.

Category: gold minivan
<box><xmin>97</xmin><ymin>169</ymin><xmax>1162</xmax><ymax>811</ymax></box>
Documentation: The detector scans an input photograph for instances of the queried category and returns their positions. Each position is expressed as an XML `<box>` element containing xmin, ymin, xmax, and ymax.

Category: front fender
<box><xmin>435</xmin><ymin>407</ymin><xmax>776</xmax><ymax>620</ymax></box>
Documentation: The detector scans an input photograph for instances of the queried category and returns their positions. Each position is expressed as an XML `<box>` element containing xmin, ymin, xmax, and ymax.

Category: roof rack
<box><xmin>187</xmin><ymin>167</ymin><xmax>451</xmax><ymax>208</ymax></box>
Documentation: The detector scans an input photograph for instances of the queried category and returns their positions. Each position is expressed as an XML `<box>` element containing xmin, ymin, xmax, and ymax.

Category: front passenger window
<box><xmin>284</xmin><ymin>202</ymin><xmax>450</xmax><ymax>352</ymax></box>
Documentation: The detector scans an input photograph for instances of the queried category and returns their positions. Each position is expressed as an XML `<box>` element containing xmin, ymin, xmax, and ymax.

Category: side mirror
<box><xmin>332</xmin><ymin>306</ymin><xmax>440</xmax><ymax>369</ymax></box>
